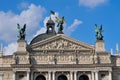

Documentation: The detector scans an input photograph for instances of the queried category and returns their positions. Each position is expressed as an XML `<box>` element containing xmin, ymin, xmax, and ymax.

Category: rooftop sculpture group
<box><xmin>16</xmin><ymin>11</ymin><xmax>104</xmax><ymax>41</ymax></box>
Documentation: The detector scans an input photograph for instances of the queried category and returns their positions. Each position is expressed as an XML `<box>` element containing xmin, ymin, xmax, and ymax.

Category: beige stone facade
<box><xmin>0</xmin><ymin>19</ymin><xmax>120</xmax><ymax>80</ymax></box>
<box><xmin>0</xmin><ymin>34</ymin><xmax>120</xmax><ymax>80</ymax></box>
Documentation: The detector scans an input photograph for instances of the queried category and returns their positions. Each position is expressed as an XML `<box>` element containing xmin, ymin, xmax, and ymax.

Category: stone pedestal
<box><xmin>95</xmin><ymin>40</ymin><xmax>105</xmax><ymax>52</ymax></box>
<box><xmin>17</xmin><ymin>40</ymin><xmax>26</xmax><ymax>52</ymax></box>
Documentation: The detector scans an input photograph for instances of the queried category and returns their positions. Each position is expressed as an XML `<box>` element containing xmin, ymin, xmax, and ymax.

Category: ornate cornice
<box><xmin>11</xmin><ymin>64</ymin><xmax>32</xmax><ymax>68</ymax></box>
<box><xmin>31</xmin><ymin>64</ymin><xmax>113</xmax><ymax>68</ymax></box>
<box><xmin>0</xmin><ymin>67</ymin><xmax>12</xmax><ymax>71</ymax></box>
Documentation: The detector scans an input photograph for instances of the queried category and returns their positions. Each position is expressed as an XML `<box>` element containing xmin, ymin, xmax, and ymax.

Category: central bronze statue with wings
<box><xmin>55</xmin><ymin>16</ymin><xmax>65</xmax><ymax>33</ymax></box>
<box><xmin>50</xmin><ymin>11</ymin><xmax>65</xmax><ymax>34</ymax></box>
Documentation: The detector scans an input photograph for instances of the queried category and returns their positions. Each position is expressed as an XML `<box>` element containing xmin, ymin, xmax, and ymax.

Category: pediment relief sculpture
<box><xmin>32</xmin><ymin>37</ymin><xmax>94</xmax><ymax>51</ymax></box>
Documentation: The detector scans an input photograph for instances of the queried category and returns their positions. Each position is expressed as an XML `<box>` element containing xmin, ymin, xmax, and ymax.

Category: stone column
<box><xmin>109</xmin><ymin>71</ymin><xmax>112</xmax><ymax>80</ymax></box>
<box><xmin>13</xmin><ymin>71</ymin><xmax>16</xmax><ymax>80</ymax></box>
<box><xmin>48</xmin><ymin>71</ymin><xmax>51</xmax><ymax>80</ymax></box>
<box><xmin>0</xmin><ymin>72</ymin><xmax>3</xmax><ymax>80</ymax></box>
<box><xmin>91</xmin><ymin>71</ymin><xmax>95</xmax><ymax>80</ymax></box>
<box><xmin>52</xmin><ymin>71</ymin><xmax>55</xmax><ymax>80</ymax></box>
<box><xmin>27</xmin><ymin>71</ymin><xmax>30</xmax><ymax>80</ymax></box>
<box><xmin>31</xmin><ymin>72</ymin><xmax>33</xmax><ymax>80</ymax></box>
<box><xmin>74</xmin><ymin>71</ymin><xmax>77</xmax><ymax>80</ymax></box>
<box><xmin>95</xmin><ymin>71</ymin><xmax>99</xmax><ymax>80</ymax></box>
<box><xmin>70</xmin><ymin>71</ymin><xmax>73</xmax><ymax>80</ymax></box>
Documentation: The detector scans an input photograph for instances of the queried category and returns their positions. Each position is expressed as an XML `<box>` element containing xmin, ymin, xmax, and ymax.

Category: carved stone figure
<box><xmin>95</xmin><ymin>24</ymin><xmax>103</xmax><ymax>40</ymax></box>
<box><xmin>17</xmin><ymin>24</ymin><xmax>26</xmax><ymax>40</ymax></box>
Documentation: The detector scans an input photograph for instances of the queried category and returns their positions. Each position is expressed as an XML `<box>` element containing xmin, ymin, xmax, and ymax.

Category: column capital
<box><xmin>52</xmin><ymin>71</ymin><xmax>56</xmax><ymax>73</ymax></box>
<box><xmin>109</xmin><ymin>70</ymin><xmax>112</xmax><ymax>72</ymax></box>
<box><xmin>13</xmin><ymin>70</ymin><xmax>16</xmax><ymax>73</ymax></box>
<box><xmin>48</xmin><ymin>71</ymin><xmax>52</xmax><ymax>73</ymax></box>
<box><xmin>94</xmin><ymin>70</ymin><xmax>99</xmax><ymax>72</ymax></box>
<box><xmin>74</xmin><ymin>71</ymin><xmax>77</xmax><ymax>73</ymax></box>
<box><xmin>70</xmin><ymin>71</ymin><xmax>74</xmax><ymax>73</ymax></box>
<box><xmin>27</xmin><ymin>71</ymin><xmax>30</xmax><ymax>73</ymax></box>
<box><xmin>91</xmin><ymin>71</ymin><xmax>95</xmax><ymax>73</ymax></box>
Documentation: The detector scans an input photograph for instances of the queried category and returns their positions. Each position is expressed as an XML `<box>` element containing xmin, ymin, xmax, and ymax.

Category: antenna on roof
<box><xmin>111</xmin><ymin>48</ymin><xmax>113</xmax><ymax>55</ymax></box>
<box><xmin>0</xmin><ymin>43</ymin><xmax>3</xmax><ymax>52</ymax></box>
<box><xmin>0</xmin><ymin>43</ymin><xmax>3</xmax><ymax>56</ymax></box>
<box><xmin>116</xmin><ymin>43</ymin><xmax>119</xmax><ymax>55</ymax></box>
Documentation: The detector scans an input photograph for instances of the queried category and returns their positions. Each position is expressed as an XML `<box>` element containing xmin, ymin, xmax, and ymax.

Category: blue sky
<box><xmin>0</xmin><ymin>0</ymin><xmax>120</xmax><ymax>55</ymax></box>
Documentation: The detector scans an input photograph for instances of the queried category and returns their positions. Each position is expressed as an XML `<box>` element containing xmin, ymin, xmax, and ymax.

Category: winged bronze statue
<box><xmin>17</xmin><ymin>24</ymin><xmax>26</xmax><ymax>40</ymax></box>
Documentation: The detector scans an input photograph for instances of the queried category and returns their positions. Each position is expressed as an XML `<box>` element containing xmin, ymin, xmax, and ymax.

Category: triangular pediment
<box><xmin>30</xmin><ymin>34</ymin><xmax>94</xmax><ymax>51</ymax></box>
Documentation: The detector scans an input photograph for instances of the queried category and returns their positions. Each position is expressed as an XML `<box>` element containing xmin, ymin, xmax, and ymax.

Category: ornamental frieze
<box><xmin>33</xmin><ymin>39</ymin><xmax>89</xmax><ymax>50</ymax></box>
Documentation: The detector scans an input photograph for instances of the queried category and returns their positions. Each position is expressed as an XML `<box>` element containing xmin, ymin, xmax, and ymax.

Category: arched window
<box><xmin>58</xmin><ymin>75</ymin><xmax>68</xmax><ymax>80</ymax></box>
<box><xmin>36</xmin><ymin>75</ymin><xmax>46</xmax><ymax>80</ymax></box>
<box><xmin>79</xmin><ymin>75</ymin><xmax>89</xmax><ymax>80</ymax></box>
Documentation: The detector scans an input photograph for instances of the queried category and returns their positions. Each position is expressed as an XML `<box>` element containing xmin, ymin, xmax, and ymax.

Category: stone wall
<box><xmin>3</xmin><ymin>71</ymin><xmax>13</xmax><ymax>80</ymax></box>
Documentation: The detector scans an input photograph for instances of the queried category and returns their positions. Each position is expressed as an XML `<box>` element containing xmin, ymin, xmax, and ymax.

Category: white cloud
<box><xmin>33</xmin><ymin>27</ymin><xmax>46</xmax><ymax>37</ymax></box>
<box><xmin>79</xmin><ymin>0</ymin><xmax>107</xmax><ymax>8</ymax></box>
<box><xmin>65</xmin><ymin>19</ymin><xmax>82</xmax><ymax>36</ymax></box>
<box><xmin>0</xmin><ymin>4</ymin><xmax>45</xmax><ymax>55</ymax></box>
<box><xmin>4</xmin><ymin>42</ymin><xmax>17</xmax><ymax>55</ymax></box>
<box><xmin>0</xmin><ymin>7</ymin><xmax>82</xmax><ymax>55</ymax></box>
<box><xmin>0</xmin><ymin>4</ymin><xmax>45</xmax><ymax>43</ymax></box>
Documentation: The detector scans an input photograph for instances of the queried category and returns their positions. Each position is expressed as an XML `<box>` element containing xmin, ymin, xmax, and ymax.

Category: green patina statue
<box><xmin>17</xmin><ymin>23</ymin><xmax>26</xmax><ymax>40</ymax></box>
<box><xmin>95</xmin><ymin>24</ymin><xmax>103</xmax><ymax>40</ymax></box>
<box><xmin>50</xmin><ymin>11</ymin><xmax>65</xmax><ymax>34</ymax></box>
<box><xmin>55</xmin><ymin>16</ymin><xmax>65</xmax><ymax>33</ymax></box>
